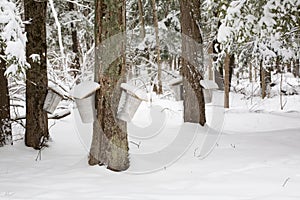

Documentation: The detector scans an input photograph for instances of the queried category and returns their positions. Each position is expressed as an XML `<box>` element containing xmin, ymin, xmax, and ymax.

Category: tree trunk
<box><xmin>229</xmin><ymin>54</ymin><xmax>234</xmax><ymax>87</ymax></box>
<box><xmin>265</xmin><ymin>66</ymin><xmax>271</xmax><ymax>97</ymax></box>
<box><xmin>0</xmin><ymin>56</ymin><xmax>12</xmax><ymax>146</ymax></box>
<box><xmin>180</xmin><ymin>0</ymin><xmax>206</xmax><ymax>126</ymax></box>
<box><xmin>260</xmin><ymin>60</ymin><xmax>267</xmax><ymax>99</ymax></box>
<box><xmin>249</xmin><ymin>62</ymin><xmax>252</xmax><ymax>82</ymax></box>
<box><xmin>173</xmin><ymin>55</ymin><xmax>178</xmax><ymax>71</ymax></box>
<box><xmin>68</xmin><ymin>2</ymin><xmax>80</xmax><ymax>79</ymax></box>
<box><xmin>294</xmin><ymin>59</ymin><xmax>299</xmax><ymax>78</ymax></box>
<box><xmin>208</xmin><ymin>42</ymin><xmax>214</xmax><ymax>80</ymax></box>
<box><xmin>287</xmin><ymin>61</ymin><xmax>291</xmax><ymax>73</ymax></box>
<box><xmin>151</xmin><ymin>0</ymin><xmax>163</xmax><ymax>94</ymax></box>
<box><xmin>169</xmin><ymin>55</ymin><xmax>173</xmax><ymax>71</ymax></box>
<box><xmin>137</xmin><ymin>0</ymin><xmax>145</xmax><ymax>39</ymax></box>
<box><xmin>89</xmin><ymin>0</ymin><xmax>129</xmax><ymax>171</ymax></box>
<box><xmin>254</xmin><ymin>60</ymin><xmax>258</xmax><ymax>82</ymax></box>
<box><xmin>224</xmin><ymin>53</ymin><xmax>230</xmax><ymax>108</ymax></box>
<box><xmin>280</xmin><ymin>73</ymin><xmax>283</xmax><ymax>110</ymax></box>
<box><xmin>24</xmin><ymin>0</ymin><xmax>49</xmax><ymax>149</ymax></box>
<box><xmin>213</xmin><ymin>39</ymin><xmax>224</xmax><ymax>90</ymax></box>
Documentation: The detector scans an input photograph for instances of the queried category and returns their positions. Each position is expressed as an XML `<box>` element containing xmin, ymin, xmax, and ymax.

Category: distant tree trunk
<box><xmin>68</xmin><ymin>2</ymin><xmax>80</xmax><ymax>79</ymax></box>
<box><xmin>208</xmin><ymin>42</ymin><xmax>214</xmax><ymax>80</ymax></box>
<box><xmin>280</xmin><ymin>73</ymin><xmax>283</xmax><ymax>110</ymax></box>
<box><xmin>180</xmin><ymin>0</ymin><xmax>206</xmax><ymax>126</ymax></box>
<box><xmin>89</xmin><ymin>0</ymin><xmax>129</xmax><ymax>171</ymax></box>
<box><xmin>294</xmin><ymin>59</ymin><xmax>299</xmax><ymax>78</ymax></box>
<box><xmin>0</xmin><ymin>56</ymin><xmax>12</xmax><ymax>146</ymax></box>
<box><xmin>266</xmin><ymin>66</ymin><xmax>271</xmax><ymax>97</ymax></box>
<box><xmin>137</xmin><ymin>0</ymin><xmax>145</xmax><ymax>39</ymax></box>
<box><xmin>254</xmin><ymin>60</ymin><xmax>258</xmax><ymax>82</ymax></box>
<box><xmin>24</xmin><ymin>0</ymin><xmax>49</xmax><ymax>149</ymax></box>
<box><xmin>229</xmin><ymin>54</ymin><xmax>234</xmax><ymax>87</ymax></box>
<box><xmin>213</xmin><ymin>39</ymin><xmax>224</xmax><ymax>90</ymax></box>
<box><xmin>151</xmin><ymin>0</ymin><xmax>163</xmax><ymax>94</ymax></box>
<box><xmin>173</xmin><ymin>55</ymin><xmax>178</xmax><ymax>71</ymax></box>
<box><xmin>275</xmin><ymin>56</ymin><xmax>280</xmax><ymax>73</ymax></box>
<box><xmin>249</xmin><ymin>61</ymin><xmax>253</xmax><ymax>82</ymax></box>
<box><xmin>224</xmin><ymin>53</ymin><xmax>230</xmax><ymax>108</ymax></box>
<box><xmin>260</xmin><ymin>60</ymin><xmax>267</xmax><ymax>99</ymax></box>
<box><xmin>169</xmin><ymin>55</ymin><xmax>173</xmax><ymax>71</ymax></box>
<box><xmin>287</xmin><ymin>61</ymin><xmax>291</xmax><ymax>73</ymax></box>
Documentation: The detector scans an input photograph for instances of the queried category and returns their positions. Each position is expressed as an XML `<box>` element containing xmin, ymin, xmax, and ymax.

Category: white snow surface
<box><xmin>1</xmin><ymin>93</ymin><xmax>300</xmax><ymax>199</ymax></box>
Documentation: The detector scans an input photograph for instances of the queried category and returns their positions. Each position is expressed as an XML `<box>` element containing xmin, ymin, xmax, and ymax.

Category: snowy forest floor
<box><xmin>1</xmin><ymin>92</ymin><xmax>300</xmax><ymax>200</ymax></box>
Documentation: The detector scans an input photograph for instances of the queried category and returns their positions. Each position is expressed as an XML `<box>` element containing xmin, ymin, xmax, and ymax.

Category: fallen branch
<box><xmin>13</xmin><ymin>109</ymin><xmax>71</xmax><ymax>121</ymax></box>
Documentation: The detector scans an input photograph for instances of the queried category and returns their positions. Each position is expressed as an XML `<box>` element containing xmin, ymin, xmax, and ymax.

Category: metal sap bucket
<box><xmin>200</xmin><ymin>80</ymin><xmax>219</xmax><ymax>104</ymax></box>
<box><xmin>169</xmin><ymin>77</ymin><xmax>183</xmax><ymax>101</ymax></box>
<box><xmin>117</xmin><ymin>83</ymin><xmax>147</xmax><ymax>122</ymax></box>
<box><xmin>75</xmin><ymin>93</ymin><xmax>96</xmax><ymax>123</ymax></box>
<box><xmin>71</xmin><ymin>81</ymin><xmax>100</xmax><ymax>123</ymax></box>
<box><xmin>117</xmin><ymin>91</ymin><xmax>143</xmax><ymax>122</ymax></box>
<box><xmin>43</xmin><ymin>88</ymin><xmax>63</xmax><ymax>114</ymax></box>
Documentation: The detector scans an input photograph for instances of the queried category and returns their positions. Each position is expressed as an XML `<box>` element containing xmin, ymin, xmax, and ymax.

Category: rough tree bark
<box><xmin>24</xmin><ymin>0</ymin><xmax>49</xmax><ymax>149</ymax></box>
<box><xmin>89</xmin><ymin>0</ymin><xmax>129</xmax><ymax>171</ymax></box>
<box><xmin>180</xmin><ymin>0</ymin><xmax>206</xmax><ymax>126</ymax></box>
<box><xmin>0</xmin><ymin>56</ymin><xmax>12</xmax><ymax>146</ymax></box>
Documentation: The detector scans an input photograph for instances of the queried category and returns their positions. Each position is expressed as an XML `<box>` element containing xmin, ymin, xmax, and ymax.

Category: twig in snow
<box><xmin>130</xmin><ymin>141</ymin><xmax>141</xmax><ymax>148</ymax></box>
<box><xmin>13</xmin><ymin>137</ymin><xmax>24</xmax><ymax>142</ymax></box>
<box><xmin>282</xmin><ymin>177</ymin><xmax>290</xmax><ymax>187</ymax></box>
<box><xmin>49</xmin><ymin>121</ymin><xmax>56</xmax><ymax>131</ymax></box>
<box><xmin>35</xmin><ymin>136</ymin><xmax>48</xmax><ymax>161</ymax></box>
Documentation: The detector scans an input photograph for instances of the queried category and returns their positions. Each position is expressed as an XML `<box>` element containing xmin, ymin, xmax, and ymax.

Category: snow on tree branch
<box><xmin>0</xmin><ymin>0</ymin><xmax>28</xmax><ymax>76</ymax></box>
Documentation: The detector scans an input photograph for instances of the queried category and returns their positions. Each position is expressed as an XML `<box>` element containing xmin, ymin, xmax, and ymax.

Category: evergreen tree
<box><xmin>0</xmin><ymin>0</ymin><xmax>27</xmax><ymax>146</ymax></box>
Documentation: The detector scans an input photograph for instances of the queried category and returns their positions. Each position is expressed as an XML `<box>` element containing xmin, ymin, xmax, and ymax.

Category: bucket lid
<box><xmin>71</xmin><ymin>81</ymin><xmax>100</xmax><ymax>99</ymax></box>
<box><xmin>200</xmin><ymin>80</ymin><xmax>219</xmax><ymax>89</ymax></box>
<box><xmin>120</xmin><ymin>83</ymin><xmax>148</xmax><ymax>101</ymax></box>
<box><xmin>169</xmin><ymin>77</ymin><xmax>183</xmax><ymax>86</ymax></box>
<box><xmin>48</xmin><ymin>82</ymin><xmax>69</xmax><ymax>98</ymax></box>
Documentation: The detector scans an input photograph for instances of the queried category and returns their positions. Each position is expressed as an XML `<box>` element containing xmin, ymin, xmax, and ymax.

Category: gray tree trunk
<box><xmin>180</xmin><ymin>0</ymin><xmax>206</xmax><ymax>126</ymax></box>
<box><xmin>260</xmin><ymin>60</ymin><xmax>267</xmax><ymax>99</ymax></box>
<box><xmin>89</xmin><ymin>0</ymin><xmax>129</xmax><ymax>171</ymax></box>
<box><xmin>138</xmin><ymin>0</ymin><xmax>145</xmax><ymax>39</ymax></box>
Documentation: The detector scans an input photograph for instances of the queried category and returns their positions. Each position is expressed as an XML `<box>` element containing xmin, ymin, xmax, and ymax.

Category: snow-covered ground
<box><xmin>1</xmin><ymin>92</ymin><xmax>300</xmax><ymax>200</ymax></box>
